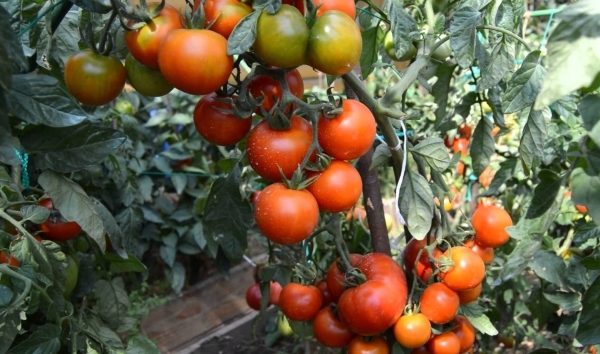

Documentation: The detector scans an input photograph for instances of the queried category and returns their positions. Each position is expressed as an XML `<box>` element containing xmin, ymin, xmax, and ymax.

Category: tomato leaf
<box><xmin>5</xmin><ymin>323</ymin><xmax>61</xmax><ymax>354</ymax></box>
<box><xmin>449</xmin><ymin>6</ymin><xmax>481</xmax><ymax>68</ymax></box>
<box><xmin>81</xmin><ymin>316</ymin><xmax>125</xmax><ymax>349</ymax></box>
<box><xmin>0</xmin><ymin>7</ymin><xmax>26</xmax><ymax>91</ymax></box>
<box><xmin>525</xmin><ymin>170</ymin><xmax>563</xmax><ymax>219</ymax></box>
<box><xmin>543</xmin><ymin>292</ymin><xmax>582</xmax><ymax>313</ymax></box>
<box><xmin>470</xmin><ymin>116</ymin><xmax>495</xmax><ymax>176</ymax></box>
<box><xmin>227</xmin><ymin>11</ymin><xmax>260</xmax><ymax>56</ymax></box>
<box><xmin>410</xmin><ymin>137</ymin><xmax>450</xmax><ymax>172</ymax></box>
<box><xmin>68</xmin><ymin>0</ymin><xmax>112</xmax><ymax>13</ymax></box>
<box><xmin>91</xmin><ymin>198</ymin><xmax>127</xmax><ymax>258</ymax></box>
<box><xmin>399</xmin><ymin>169</ymin><xmax>434</xmax><ymax>240</ymax></box>
<box><xmin>486</xmin><ymin>87</ymin><xmax>506</xmax><ymax>128</ymax></box>
<box><xmin>503</xmin><ymin>51</ymin><xmax>545</xmax><ymax>113</ymax></box>
<box><xmin>370</xmin><ymin>143</ymin><xmax>391</xmax><ymax>170</ymax></box>
<box><xmin>432</xmin><ymin>64</ymin><xmax>456</xmax><ymax>129</ymax></box>
<box><xmin>125</xmin><ymin>335</ymin><xmax>161</xmax><ymax>354</ymax></box>
<box><xmin>94</xmin><ymin>278</ymin><xmax>130</xmax><ymax>329</ymax></box>
<box><xmin>0</xmin><ymin>305</ymin><xmax>20</xmax><ymax>352</ymax></box>
<box><xmin>388</xmin><ymin>1</ymin><xmax>417</xmax><ymax>60</ymax></box>
<box><xmin>576</xmin><ymin>275</ymin><xmax>600</xmax><ymax>345</ymax></box>
<box><xmin>519</xmin><ymin>107</ymin><xmax>550</xmax><ymax>173</ymax></box>
<box><xmin>360</xmin><ymin>26</ymin><xmax>379</xmax><ymax>79</ymax></box>
<box><xmin>578</xmin><ymin>94</ymin><xmax>600</xmax><ymax>131</ymax></box>
<box><xmin>253</xmin><ymin>0</ymin><xmax>280</xmax><ymax>13</ymax></box>
<box><xmin>169</xmin><ymin>261</ymin><xmax>186</xmax><ymax>293</ymax></box>
<box><xmin>530</xmin><ymin>250</ymin><xmax>567</xmax><ymax>288</ymax></box>
<box><xmin>19</xmin><ymin>205</ymin><xmax>51</xmax><ymax>225</ymax></box>
<box><xmin>479</xmin><ymin>40</ymin><xmax>515</xmax><ymax>91</ymax></box>
<box><xmin>480</xmin><ymin>157</ymin><xmax>517</xmax><ymax>196</ymax></box>
<box><xmin>497</xmin><ymin>237</ymin><xmax>541</xmax><ymax>283</ymax></box>
<box><xmin>35</xmin><ymin>8</ymin><xmax>80</xmax><ymax>71</ymax></box>
<box><xmin>461</xmin><ymin>304</ymin><xmax>499</xmax><ymax>336</ymax></box>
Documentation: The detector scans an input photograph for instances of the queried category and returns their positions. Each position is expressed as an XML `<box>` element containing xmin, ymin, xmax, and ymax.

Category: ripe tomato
<box><xmin>0</xmin><ymin>251</ymin><xmax>20</xmax><ymax>267</ymax></box>
<box><xmin>254</xmin><ymin>183</ymin><xmax>319</xmax><ymax>245</ymax></box>
<box><xmin>394</xmin><ymin>313</ymin><xmax>432</xmax><ymax>349</ymax></box>
<box><xmin>125</xmin><ymin>54</ymin><xmax>173</xmax><ymax>97</ymax></box>
<box><xmin>254</xmin><ymin>5</ymin><xmax>309</xmax><ymax>68</ymax></box>
<box><xmin>318</xmin><ymin>99</ymin><xmax>376</xmax><ymax>160</ymax></box>
<box><xmin>337</xmin><ymin>253</ymin><xmax>408</xmax><ymax>335</ymax></box>
<box><xmin>403</xmin><ymin>239</ymin><xmax>442</xmax><ymax>283</ymax></box>
<box><xmin>202</xmin><ymin>0</ymin><xmax>252</xmax><ymax>38</ymax></box>
<box><xmin>325</xmin><ymin>254</ymin><xmax>362</xmax><ymax>301</ymax></box>
<box><xmin>457</xmin><ymin>282</ymin><xmax>482</xmax><ymax>304</ymax></box>
<box><xmin>64</xmin><ymin>50</ymin><xmax>126</xmax><ymax>106</ymax></box>
<box><xmin>440</xmin><ymin>246</ymin><xmax>485</xmax><ymax>292</ymax></box>
<box><xmin>427</xmin><ymin>332</ymin><xmax>461</xmax><ymax>354</ymax></box>
<box><xmin>451</xmin><ymin>138</ymin><xmax>469</xmax><ymax>157</ymax></box>
<box><xmin>307</xmin><ymin>11</ymin><xmax>362</xmax><ymax>75</ymax></box>
<box><xmin>313</xmin><ymin>306</ymin><xmax>354</xmax><ymax>347</ymax></box>
<box><xmin>245</xmin><ymin>281</ymin><xmax>282</xmax><ymax>310</ymax></box>
<box><xmin>193</xmin><ymin>94</ymin><xmax>251</xmax><ymax>146</ymax></box>
<box><xmin>452</xmin><ymin>316</ymin><xmax>475</xmax><ymax>352</ymax></box>
<box><xmin>39</xmin><ymin>198</ymin><xmax>82</xmax><ymax>242</ymax></box>
<box><xmin>279</xmin><ymin>283</ymin><xmax>323</xmax><ymax>321</ymax></box>
<box><xmin>314</xmin><ymin>0</ymin><xmax>355</xmax><ymax>18</ymax></box>
<box><xmin>348</xmin><ymin>336</ymin><xmax>389</xmax><ymax>354</ymax></box>
<box><xmin>576</xmin><ymin>204</ymin><xmax>589</xmax><ymax>214</ymax></box>
<box><xmin>158</xmin><ymin>29</ymin><xmax>232</xmax><ymax>95</ymax></box>
<box><xmin>248</xmin><ymin>69</ymin><xmax>304</xmax><ymax>112</ymax></box>
<box><xmin>316</xmin><ymin>280</ymin><xmax>333</xmax><ymax>305</ymax></box>
<box><xmin>419</xmin><ymin>282</ymin><xmax>459</xmax><ymax>325</ymax></box>
<box><xmin>307</xmin><ymin>160</ymin><xmax>362</xmax><ymax>212</ymax></box>
<box><xmin>458</xmin><ymin>124</ymin><xmax>472</xmax><ymax>139</ymax></box>
<box><xmin>124</xmin><ymin>5</ymin><xmax>183</xmax><ymax>68</ymax></box>
<box><xmin>464</xmin><ymin>239</ymin><xmax>494</xmax><ymax>264</ymax></box>
<box><xmin>270</xmin><ymin>281</ymin><xmax>283</xmax><ymax>305</ymax></box>
<box><xmin>247</xmin><ymin>115</ymin><xmax>313</xmax><ymax>181</ymax></box>
<box><xmin>471</xmin><ymin>205</ymin><xmax>513</xmax><ymax>248</ymax></box>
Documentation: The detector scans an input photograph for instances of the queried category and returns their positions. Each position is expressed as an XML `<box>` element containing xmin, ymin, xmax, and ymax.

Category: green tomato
<box><xmin>125</xmin><ymin>54</ymin><xmax>174</xmax><ymax>97</ymax></box>
<box><xmin>384</xmin><ymin>31</ymin><xmax>417</xmax><ymax>62</ymax></box>
<box><xmin>432</xmin><ymin>39</ymin><xmax>452</xmax><ymax>61</ymax></box>
<box><xmin>63</xmin><ymin>255</ymin><xmax>79</xmax><ymax>298</ymax></box>
<box><xmin>278</xmin><ymin>315</ymin><xmax>294</xmax><ymax>336</ymax></box>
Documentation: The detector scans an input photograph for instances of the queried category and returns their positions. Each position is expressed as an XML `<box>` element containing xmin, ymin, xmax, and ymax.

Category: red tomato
<box><xmin>318</xmin><ymin>99</ymin><xmax>376</xmax><ymax>160</ymax></box>
<box><xmin>452</xmin><ymin>316</ymin><xmax>475</xmax><ymax>352</ymax></box>
<box><xmin>452</xmin><ymin>138</ymin><xmax>469</xmax><ymax>157</ymax></box>
<box><xmin>403</xmin><ymin>239</ymin><xmax>442</xmax><ymax>283</ymax></box>
<box><xmin>325</xmin><ymin>254</ymin><xmax>363</xmax><ymax>301</ymax></box>
<box><xmin>270</xmin><ymin>281</ymin><xmax>283</xmax><ymax>305</ymax></box>
<box><xmin>348</xmin><ymin>336</ymin><xmax>389</xmax><ymax>354</ymax></box>
<box><xmin>444</xmin><ymin>135</ymin><xmax>454</xmax><ymax>148</ymax></box>
<box><xmin>193</xmin><ymin>94</ymin><xmax>251</xmax><ymax>146</ymax></box>
<box><xmin>124</xmin><ymin>5</ymin><xmax>183</xmax><ymax>68</ymax></box>
<box><xmin>39</xmin><ymin>198</ymin><xmax>82</xmax><ymax>242</ymax></box>
<box><xmin>314</xmin><ymin>0</ymin><xmax>355</xmax><ymax>18</ymax></box>
<box><xmin>464</xmin><ymin>239</ymin><xmax>494</xmax><ymax>264</ymax></box>
<box><xmin>307</xmin><ymin>160</ymin><xmax>362</xmax><ymax>212</ymax></box>
<box><xmin>254</xmin><ymin>183</ymin><xmax>319</xmax><ymax>245</ymax></box>
<box><xmin>248</xmin><ymin>69</ymin><xmax>304</xmax><ymax>112</ymax></box>
<box><xmin>394</xmin><ymin>313</ymin><xmax>432</xmax><ymax>349</ymax></box>
<box><xmin>458</xmin><ymin>124</ymin><xmax>472</xmax><ymax>139</ymax></box>
<box><xmin>202</xmin><ymin>0</ymin><xmax>252</xmax><ymax>38</ymax></box>
<box><xmin>279</xmin><ymin>283</ymin><xmax>323</xmax><ymax>321</ymax></box>
<box><xmin>0</xmin><ymin>251</ymin><xmax>20</xmax><ymax>267</ymax></box>
<box><xmin>440</xmin><ymin>246</ymin><xmax>485</xmax><ymax>292</ymax></box>
<box><xmin>576</xmin><ymin>204</ymin><xmax>589</xmax><ymax>214</ymax></box>
<box><xmin>316</xmin><ymin>280</ymin><xmax>333</xmax><ymax>305</ymax></box>
<box><xmin>337</xmin><ymin>253</ymin><xmax>408</xmax><ymax>335</ymax></box>
<box><xmin>457</xmin><ymin>283</ymin><xmax>482</xmax><ymax>304</ymax></box>
<box><xmin>419</xmin><ymin>282</ymin><xmax>459</xmax><ymax>325</ymax></box>
<box><xmin>313</xmin><ymin>306</ymin><xmax>354</xmax><ymax>347</ymax></box>
<box><xmin>247</xmin><ymin>115</ymin><xmax>313</xmax><ymax>181</ymax></box>
<box><xmin>471</xmin><ymin>205</ymin><xmax>513</xmax><ymax>248</ymax></box>
<box><xmin>158</xmin><ymin>29</ymin><xmax>232</xmax><ymax>95</ymax></box>
<box><xmin>427</xmin><ymin>332</ymin><xmax>461</xmax><ymax>354</ymax></box>
<box><xmin>245</xmin><ymin>282</ymin><xmax>262</xmax><ymax>310</ymax></box>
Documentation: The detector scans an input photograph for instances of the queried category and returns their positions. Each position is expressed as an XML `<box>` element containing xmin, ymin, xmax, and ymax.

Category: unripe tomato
<box><xmin>419</xmin><ymin>282</ymin><xmax>459</xmax><ymax>325</ymax></box>
<box><xmin>0</xmin><ymin>251</ymin><xmax>20</xmax><ymax>268</ymax></box>
<box><xmin>314</xmin><ymin>0</ymin><xmax>356</xmax><ymax>18</ymax></box>
<box><xmin>248</xmin><ymin>69</ymin><xmax>304</xmax><ymax>112</ymax></box>
<box><xmin>247</xmin><ymin>115</ymin><xmax>313</xmax><ymax>181</ymax></box>
<box><xmin>278</xmin><ymin>315</ymin><xmax>294</xmax><ymax>336</ymax></box>
<box><xmin>348</xmin><ymin>336</ymin><xmax>389</xmax><ymax>354</ymax></box>
<box><xmin>254</xmin><ymin>183</ymin><xmax>319</xmax><ymax>245</ymax></box>
<box><xmin>124</xmin><ymin>5</ymin><xmax>183</xmax><ymax>68</ymax></box>
<box><xmin>440</xmin><ymin>246</ymin><xmax>485</xmax><ymax>292</ymax></box>
<box><xmin>432</xmin><ymin>40</ymin><xmax>452</xmax><ymax>62</ymax></box>
<box><xmin>307</xmin><ymin>11</ymin><xmax>362</xmax><ymax>75</ymax></box>
<box><xmin>64</xmin><ymin>50</ymin><xmax>126</xmax><ymax>106</ymax></box>
<box><xmin>384</xmin><ymin>31</ymin><xmax>417</xmax><ymax>62</ymax></box>
<box><xmin>193</xmin><ymin>94</ymin><xmax>251</xmax><ymax>146</ymax></box>
<box><xmin>318</xmin><ymin>99</ymin><xmax>376</xmax><ymax>160</ymax></box>
<box><xmin>254</xmin><ymin>5</ymin><xmax>309</xmax><ymax>68</ymax></box>
<box><xmin>202</xmin><ymin>0</ymin><xmax>252</xmax><ymax>38</ymax></box>
<box><xmin>307</xmin><ymin>160</ymin><xmax>362</xmax><ymax>212</ymax></box>
<box><xmin>464</xmin><ymin>239</ymin><xmax>494</xmax><ymax>264</ymax></box>
<box><xmin>63</xmin><ymin>255</ymin><xmax>79</xmax><ymax>297</ymax></box>
<box><xmin>471</xmin><ymin>205</ymin><xmax>513</xmax><ymax>248</ymax></box>
<box><xmin>279</xmin><ymin>283</ymin><xmax>323</xmax><ymax>321</ymax></box>
<box><xmin>158</xmin><ymin>29</ymin><xmax>232</xmax><ymax>95</ymax></box>
<box><xmin>313</xmin><ymin>306</ymin><xmax>354</xmax><ymax>347</ymax></box>
<box><xmin>457</xmin><ymin>283</ymin><xmax>481</xmax><ymax>304</ymax></box>
<box><xmin>427</xmin><ymin>332</ymin><xmax>461</xmax><ymax>354</ymax></box>
<box><xmin>125</xmin><ymin>54</ymin><xmax>173</xmax><ymax>97</ymax></box>
<box><xmin>394</xmin><ymin>313</ymin><xmax>432</xmax><ymax>349</ymax></box>
<box><xmin>452</xmin><ymin>316</ymin><xmax>475</xmax><ymax>352</ymax></box>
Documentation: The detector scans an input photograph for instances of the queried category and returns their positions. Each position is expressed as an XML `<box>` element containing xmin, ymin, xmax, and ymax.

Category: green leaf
<box><xmin>35</xmin><ymin>8</ymin><xmax>80</xmax><ymax>70</ymax></box>
<box><xmin>370</xmin><ymin>143</ymin><xmax>391</xmax><ymax>170</ymax></box>
<box><xmin>470</xmin><ymin>116</ymin><xmax>495</xmax><ymax>175</ymax></box>
<box><xmin>68</xmin><ymin>0</ymin><xmax>112</xmax><ymax>13</ymax></box>
<box><xmin>503</xmin><ymin>51</ymin><xmax>545</xmax><ymax>113</ymax></box>
<box><xmin>20</xmin><ymin>122</ymin><xmax>126</xmax><ymax>173</ymax></box>
<box><xmin>572</xmin><ymin>168</ymin><xmax>600</xmax><ymax>223</ymax></box>
<box><xmin>93</xmin><ymin>278</ymin><xmax>130</xmax><ymax>329</ymax></box>
<box><xmin>461</xmin><ymin>304</ymin><xmax>499</xmax><ymax>336</ymax></box>
<box><xmin>8</xmin><ymin>74</ymin><xmax>87</xmax><ymax>127</ymax></box>
<box><xmin>169</xmin><ymin>261</ymin><xmax>185</xmax><ymax>293</ymax></box>
<box><xmin>104</xmin><ymin>254</ymin><xmax>147</xmax><ymax>273</ymax></box>
<box><xmin>0</xmin><ymin>7</ymin><xmax>27</xmax><ymax>91</ymax></box>
<box><xmin>19</xmin><ymin>205</ymin><xmax>50</xmax><ymax>225</ymax></box>
<box><xmin>526</xmin><ymin>170</ymin><xmax>563</xmax><ymax>218</ymax></box>
<box><xmin>253</xmin><ymin>0</ymin><xmax>280</xmax><ymax>13</ymax></box>
<box><xmin>480</xmin><ymin>157</ymin><xmax>517</xmax><ymax>196</ymax></box>
<box><xmin>410</xmin><ymin>137</ymin><xmax>450</xmax><ymax>172</ymax></box>
<box><xmin>0</xmin><ymin>284</ymin><xmax>13</xmax><ymax>306</ymax></box>
<box><xmin>497</xmin><ymin>237</ymin><xmax>541</xmax><ymax>283</ymax></box>
<box><xmin>7</xmin><ymin>323</ymin><xmax>61</xmax><ymax>354</ymax></box>
<box><xmin>577</xmin><ymin>275</ymin><xmax>600</xmax><ymax>345</ymax></box>
<box><xmin>579</xmin><ymin>94</ymin><xmax>600</xmax><ymax>131</ymax></box>
<box><xmin>389</xmin><ymin>2</ymin><xmax>418</xmax><ymax>59</ymax></box>
<box><xmin>530</xmin><ymin>250</ymin><xmax>567</xmax><ymax>287</ymax></box>
<box><xmin>0</xmin><ymin>308</ymin><xmax>20</xmax><ymax>353</ymax></box>
<box><xmin>519</xmin><ymin>107</ymin><xmax>550</xmax><ymax>172</ymax></box>
<box><xmin>126</xmin><ymin>335</ymin><xmax>161</xmax><ymax>354</ymax></box>
<box><xmin>543</xmin><ymin>292</ymin><xmax>582</xmax><ymax>312</ymax></box>
<box><xmin>433</xmin><ymin>64</ymin><xmax>456</xmax><ymax>129</ymax></box>
<box><xmin>399</xmin><ymin>169</ymin><xmax>434</xmax><ymax>240</ymax></box>
<box><xmin>227</xmin><ymin>11</ymin><xmax>260</xmax><ymax>56</ymax></box>
<box><xmin>91</xmin><ymin>199</ymin><xmax>127</xmax><ymax>258</ymax></box>
<box><xmin>535</xmin><ymin>0</ymin><xmax>600</xmax><ymax>109</ymax></box>
<box><xmin>449</xmin><ymin>7</ymin><xmax>482</xmax><ymax>68</ymax></box>
<box><xmin>82</xmin><ymin>316</ymin><xmax>124</xmax><ymax>349</ymax></box>
<box><xmin>360</xmin><ymin>26</ymin><xmax>379</xmax><ymax>78</ymax></box>
<box><xmin>160</xmin><ymin>244</ymin><xmax>176</xmax><ymax>267</ymax></box>
<box><xmin>479</xmin><ymin>40</ymin><xmax>515</xmax><ymax>91</ymax></box>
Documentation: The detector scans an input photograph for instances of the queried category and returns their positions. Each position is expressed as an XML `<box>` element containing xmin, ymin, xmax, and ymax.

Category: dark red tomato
<box><xmin>0</xmin><ymin>251</ymin><xmax>20</xmax><ymax>267</ymax></box>
<box><xmin>282</xmin><ymin>0</ymin><xmax>305</xmax><ymax>14</ymax></box>
<box><xmin>348</xmin><ymin>336</ymin><xmax>389</xmax><ymax>354</ymax></box>
<box><xmin>307</xmin><ymin>11</ymin><xmax>362</xmax><ymax>75</ymax></box>
<box><xmin>125</xmin><ymin>54</ymin><xmax>173</xmax><ymax>97</ymax></box>
<box><xmin>314</xmin><ymin>0</ymin><xmax>355</xmax><ymax>18</ymax></box>
<box><xmin>444</xmin><ymin>135</ymin><xmax>454</xmax><ymax>148</ymax></box>
<box><xmin>313</xmin><ymin>306</ymin><xmax>354</xmax><ymax>347</ymax></box>
<box><xmin>464</xmin><ymin>239</ymin><xmax>494</xmax><ymax>264</ymax></box>
<box><xmin>247</xmin><ymin>115</ymin><xmax>313</xmax><ymax>181</ymax></box>
<box><xmin>246</xmin><ymin>282</ymin><xmax>262</xmax><ymax>310</ymax></box>
<box><xmin>451</xmin><ymin>138</ymin><xmax>469</xmax><ymax>157</ymax></box>
<box><xmin>38</xmin><ymin>198</ymin><xmax>54</xmax><ymax>209</ymax></box>
<box><xmin>457</xmin><ymin>283</ymin><xmax>481</xmax><ymax>304</ymax></box>
<box><xmin>452</xmin><ymin>316</ymin><xmax>475</xmax><ymax>352</ymax></box>
<box><xmin>158</xmin><ymin>29</ymin><xmax>232</xmax><ymax>95</ymax></box>
<box><xmin>64</xmin><ymin>50</ymin><xmax>126</xmax><ymax>106</ymax></box>
<box><xmin>201</xmin><ymin>0</ymin><xmax>252</xmax><ymax>38</ymax></box>
<box><xmin>39</xmin><ymin>198</ymin><xmax>82</xmax><ymax>241</ymax></box>
<box><xmin>318</xmin><ymin>99</ymin><xmax>376</xmax><ymax>161</ymax></box>
<box><xmin>427</xmin><ymin>332</ymin><xmax>461</xmax><ymax>354</ymax></box>
<box><xmin>193</xmin><ymin>94</ymin><xmax>251</xmax><ymax>146</ymax></box>
<box><xmin>458</xmin><ymin>124</ymin><xmax>472</xmax><ymax>139</ymax></box>
<box><xmin>248</xmin><ymin>69</ymin><xmax>304</xmax><ymax>112</ymax></box>
<box><xmin>279</xmin><ymin>283</ymin><xmax>323</xmax><ymax>321</ymax></box>
<box><xmin>394</xmin><ymin>313</ymin><xmax>432</xmax><ymax>349</ymax></box>
<box><xmin>124</xmin><ymin>5</ymin><xmax>183</xmax><ymax>68</ymax></box>
<box><xmin>403</xmin><ymin>239</ymin><xmax>442</xmax><ymax>283</ymax></box>
<box><xmin>325</xmin><ymin>254</ymin><xmax>362</xmax><ymax>301</ymax></box>
<box><xmin>254</xmin><ymin>5</ymin><xmax>309</xmax><ymax>68</ymax></box>
<box><xmin>316</xmin><ymin>280</ymin><xmax>333</xmax><ymax>305</ymax></box>
<box><xmin>419</xmin><ymin>282</ymin><xmax>459</xmax><ymax>325</ymax></box>
<box><xmin>440</xmin><ymin>246</ymin><xmax>485</xmax><ymax>292</ymax></box>
<box><xmin>254</xmin><ymin>183</ymin><xmax>319</xmax><ymax>245</ymax></box>
<box><xmin>307</xmin><ymin>160</ymin><xmax>362</xmax><ymax>212</ymax></box>
<box><xmin>337</xmin><ymin>253</ymin><xmax>408</xmax><ymax>336</ymax></box>
<box><xmin>471</xmin><ymin>205</ymin><xmax>513</xmax><ymax>248</ymax></box>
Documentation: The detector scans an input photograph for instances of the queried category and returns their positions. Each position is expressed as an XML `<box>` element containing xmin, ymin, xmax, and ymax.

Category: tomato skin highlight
<box><xmin>125</xmin><ymin>54</ymin><xmax>173</xmax><ymax>97</ymax></box>
<box><xmin>471</xmin><ymin>205</ymin><xmax>513</xmax><ymax>248</ymax></box>
<box><xmin>427</xmin><ymin>332</ymin><xmax>461</xmax><ymax>354</ymax></box>
<box><xmin>419</xmin><ymin>282</ymin><xmax>459</xmax><ymax>325</ymax></box>
<box><xmin>347</xmin><ymin>336</ymin><xmax>390</xmax><ymax>354</ymax></box>
<box><xmin>193</xmin><ymin>94</ymin><xmax>251</xmax><ymax>146</ymax></box>
<box><xmin>247</xmin><ymin>115</ymin><xmax>313</xmax><ymax>181</ymax></box>
<box><xmin>158</xmin><ymin>29</ymin><xmax>233</xmax><ymax>95</ymax></box>
<box><xmin>64</xmin><ymin>50</ymin><xmax>126</xmax><ymax>106</ymax></box>
<box><xmin>318</xmin><ymin>99</ymin><xmax>376</xmax><ymax>161</ymax></box>
<box><xmin>440</xmin><ymin>246</ymin><xmax>485</xmax><ymax>292</ymax></box>
<box><xmin>254</xmin><ymin>183</ymin><xmax>319</xmax><ymax>245</ymax></box>
<box><xmin>313</xmin><ymin>306</ymin><xmax>354</xmax><ymax>347</ymax></box>
<box><xmin>202</xmin><ymin>0</ymin><xmax>252</xmax><ymax>38</ymax></box>
<box><xmin>307</xmin><ymin>160</ymin><xmax>362</xmax><ymax>212</ymax></box>
<box><xmin>279</xmin><ymin>283</ymin><xmax>323</xmax><ymax>321</ymax></box>
<box><xmin>394</xmin><ymin>313</ymin><xmax>432</xmax><ymax>349</ymax></box>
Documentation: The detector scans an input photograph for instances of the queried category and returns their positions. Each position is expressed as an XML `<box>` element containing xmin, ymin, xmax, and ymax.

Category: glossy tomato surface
<box><xmin>471</xmin><ymin>205</ymin><xmax>513</xmax><ymax>248</ymax></box>
<box><xmin>307</xmin><ymin>160</ymin><xmax>362</xmax><ymax>212</ymax></box>
<box><xmin>313</xmin><ymin>306</ymin><xmax>354</xmax><ymax>347</ymax></box>
<box><xmin>193</xmin><ymin>94</ymin><xmax>251</xmax><ymax>146</ymax></box>
<box><xmin>394</xmin><ymin>313</ymin><xmax>432</xmax><ymax>349</ymax></box>
<box><xmin>440</xmin><ymin>246</ymin><xmax>485</xmax><ymax>292</ymax></box>
<box><xmin>427</xmin><ymin>332</ymin><xmax>461</xmax><ymax>354</ymax></box>
<box><xmin>419</xmin><ymin>282</ymin><xmax>459</xmax><ymax>325</ymax></box>
<box><xmin>279</xmin><ymin>283</ymin><xmax>323</xmax><ymax>321</ymax></box>
<box><xmin>125</xmin><ymin>54</ymin><xmax>173</xmax><ymax>97</ymax></box>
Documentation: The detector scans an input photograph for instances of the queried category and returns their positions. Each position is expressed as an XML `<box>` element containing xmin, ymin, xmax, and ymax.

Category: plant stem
<box><xmin>329</xmin><ymin>217</ymin><xmax>353</xmax><ymax>273</ymax></box>
<box><xmin>424</xmin><ymin>0</ymin><xmax>435</xmax><ymax>32</ymax></box>
<box><xmin>477</xmin><ymin>25</ymin><xmax>532</xmax><ymax>51</ymax></box>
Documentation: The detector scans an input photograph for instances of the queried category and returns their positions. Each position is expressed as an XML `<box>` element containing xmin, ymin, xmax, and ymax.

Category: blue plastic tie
<box><xmin>465</xmin><ymin>173</ymin><xmax>478</xmax><ymax>202</ymax></box>
<box><xmin>13</xmin><ymin>149</ymin><xmax>30</xmax><ymax>189</ymax></box>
